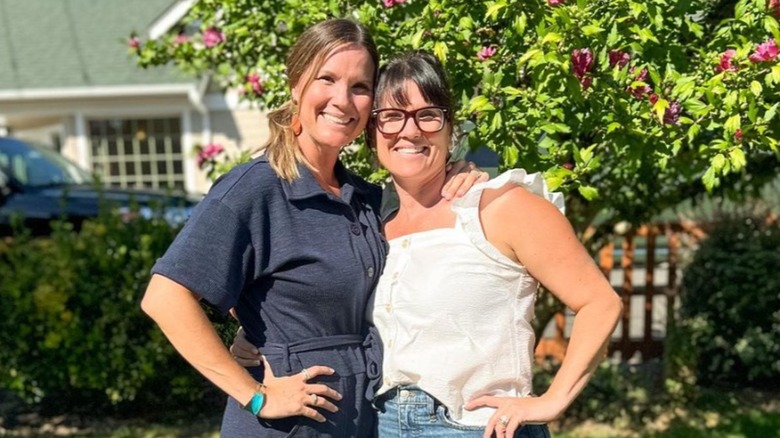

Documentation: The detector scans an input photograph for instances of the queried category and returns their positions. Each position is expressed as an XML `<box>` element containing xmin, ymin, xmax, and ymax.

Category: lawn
<box><xmin>2</xmin><ymin>389</ymin><xmax>777</xmax><ymax>437</ymax></box>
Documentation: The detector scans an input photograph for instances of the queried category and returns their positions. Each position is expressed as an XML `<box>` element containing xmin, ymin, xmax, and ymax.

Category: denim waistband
<box><xmin>375</xmin><ymin>385</ymin><xmax>440</xmax><ymax>412</ymax></box>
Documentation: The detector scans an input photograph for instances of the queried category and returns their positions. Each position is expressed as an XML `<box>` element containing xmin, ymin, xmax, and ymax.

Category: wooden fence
<box><xmin>534</xmin><ymin>221</ymin><xmax>707</xmax><ymax>364</ymax></box>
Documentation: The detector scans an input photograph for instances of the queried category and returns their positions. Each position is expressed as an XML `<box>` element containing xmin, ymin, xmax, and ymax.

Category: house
<box><xmin>0</xmin><ymin>0</ymin><xmax>268</xmax><ymax>194</ymax></box>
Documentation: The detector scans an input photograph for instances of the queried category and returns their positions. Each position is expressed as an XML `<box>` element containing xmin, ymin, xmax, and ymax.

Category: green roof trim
<box><xmin>0</xmin><ymin>0</ymin><xmax>192</xmax><ymax>91</ymax></box>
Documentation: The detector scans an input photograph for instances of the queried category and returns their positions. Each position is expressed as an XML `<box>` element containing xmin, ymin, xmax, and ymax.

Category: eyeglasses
<box><xmin>371</xmin><ymin>106</ymin><xmax>449</xmax><ymax>135</ymax></box>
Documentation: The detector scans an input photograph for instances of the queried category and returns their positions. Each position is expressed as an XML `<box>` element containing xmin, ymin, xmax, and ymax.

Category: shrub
<box><xmin>537</xmin><ymin>360</ymin><xmax>665</xmax><ymax>429</ymax></box>
<box><xmin>674</xmin><ymin>213</ymin><xmax>780</xmax><ymax>388</ymax></box>
<box><xmin>0</xmin><ymin>209</ymin><xmax>234</xmax><ymax>414</ymax></box>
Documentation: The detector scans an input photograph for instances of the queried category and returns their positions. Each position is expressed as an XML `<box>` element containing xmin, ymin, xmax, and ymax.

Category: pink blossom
<box><xmin>609</xmin><ymin>50</ymin><xmax>630</xmax><ymax>68</ymax></box>
<box><xmin>128</xmin><ymin>36</ymin><xmax>140</xmax><ymax>49</ymax></box>
<box><xmin>749</xmin><ymin>38</ymin><xmax>779</xmax><ymax>63</ymax></box>
<box><xmin>627</xmin><ymin>68</ymin><xmax>651</xmax><ymax>99</ymax></box>
<box><xmin>203</xmin><ymin>27</ymin><xmax>225</xmax><ymax>48</ymax></box>
<box><xmin>631</xmin><ymin>67</ymin><xmax>648</xmax><ymax>82</ymax></box>
<box><xmin>247</xmin><ymin>73</ymin><xmax>264</xmax><ymax>96</ymax></box>
<box><xmin>649</xmin><ymin>93</ymin><xmax>659</xmax><ymax>105</ymax></box>
<box><xmin>571</xmin><ymin>48</ymin><xmax>593</xmax><ymax>78</ymax></box>
<box><xmin>734</xmin><ymin>129</ymin><xmax>743</xmax><ymax>141</ymax></box>
<box><xmin>174</xmin><ymin>34</ymin><xmax>189</xmax><ymax>45</ymax></box>
<box><xmin>562</xmin><ymin>162</ymin><xmax>574</xmax><ymax>170</ymax></box>
<box><xmin>718</xmin><ymin>49</ymin><xmax>738</xmax><ymax>72</ymax></box>
<box><xmin>547</xmin><ymin>0</ymin><xmax>564</xmax><ymax>5</ymax></box>
<box><xmin>383</xmin><ymin>0</ymin><xmax>405</xmax><ymax>6</ymax></box>
<box><xmin>196</xmin><ymin>143</ymin><xmax>225</xmax><ymax>168</ymax></box>
<box><xmin>571</xmin><ymin>48</ymin><xmax>594</xmax><ymax>89</ymax></box>
<box><xmin>663</xmin><ymin>100</ymin><xmax>681</xmax><ymax>125</ymax></box>
<box><xmin>579</xmin><ymin>76</ymin><xmax>593</xmax><ymax>90</ymax></box>
<box><xmin>477</xmin><ymin>46</ymin><xmax>497</xmax><ymax>61</ymax></box>
<box><xmin>771</xmin><ymin>0</ymin><xmax>780</xmax><ymax>18</ymax></box>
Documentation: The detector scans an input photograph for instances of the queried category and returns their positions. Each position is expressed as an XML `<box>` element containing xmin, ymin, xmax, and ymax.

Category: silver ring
<box><xmin>498</xmin><ymin>415</ymin><xmax>510</xmax><ymax>426</ymax></box>
<box><xmin>310</xmin><ymin>393</ymin><xmax>318</xmax><ymax>404</ymax></box>
<box><xmin>302</xmin><ymin>368</ymin><xmax>311</xmax><ymax>380</ymax></box>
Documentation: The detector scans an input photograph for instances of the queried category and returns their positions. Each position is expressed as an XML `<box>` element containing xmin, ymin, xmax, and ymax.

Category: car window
<box><xmin>0</xmin><ymin>140</ymin><xmax>90</xmax><ymax>187</ymax></box>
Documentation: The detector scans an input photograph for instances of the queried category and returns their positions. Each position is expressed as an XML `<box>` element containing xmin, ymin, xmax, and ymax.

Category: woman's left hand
<box><xmin>464</xmin><ymin>395</ymin><xmax>561</xmax><ymax>438</ymax></box>
<box><xmin>442</xmin><ymin>161</ymin><xmax>489</xmax><ymax>200</ymax></box>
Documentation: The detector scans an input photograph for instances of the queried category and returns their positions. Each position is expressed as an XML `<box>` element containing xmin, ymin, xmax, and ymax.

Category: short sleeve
<box><xmin>151</xmin><ymin>197</ymin><xmax>254</xmax><ymax>313</ymax></box>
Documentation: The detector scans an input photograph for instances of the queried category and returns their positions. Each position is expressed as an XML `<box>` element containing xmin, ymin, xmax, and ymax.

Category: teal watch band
<box><xmin>242</xmin><ymin>385</ymin><xmax>266</xmax><ymax>416</ymax></box>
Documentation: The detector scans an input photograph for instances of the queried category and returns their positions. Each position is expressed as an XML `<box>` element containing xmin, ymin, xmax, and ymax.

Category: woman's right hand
<box><xmin>258</xmin><ymin>360</ymin><xmax>343</xmax><ymax>422</ymax></box>
<box><xmin>230</xmin><ymin>327</ymin><xmax>342</xmax><ymax>422</ymax></box>
<box><xmin>230</xmin><ymin>326</ymin><xmax>263</xmax><ymax>367</ymax></box>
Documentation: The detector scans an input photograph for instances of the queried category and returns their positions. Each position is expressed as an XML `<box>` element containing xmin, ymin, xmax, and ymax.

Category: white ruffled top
<box><xmin>369</xmin><ymin>169</ymin><xmax>565</xmax><ymax>426</ymax></box>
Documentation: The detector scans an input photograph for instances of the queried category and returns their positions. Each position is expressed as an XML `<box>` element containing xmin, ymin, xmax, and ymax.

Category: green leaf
<box><xmin>687</xmin><ymin>123</ymin><xmax>701</xmax><ymax>143</ymax></box>
<box><xmin>411</xmin><ymin>28</ymin><xmax>425</xmax><ymax>49</ymax></box>
<box><xmin>459</xmin><ymin>16</ymin><xmax>474</xmax><ymax>30</ymax></box>
<box><xmin>673</xmin><ymin>77</ymin><xmax>696</xmax><ymax>100</ymax></box>
<box><xmin>545</xmin><ymin>175</ymin><xmax>564</xmax><ymax>191</ymax></box>
<box><xmin>750</xmin><ymin>80</ymin><xmax>763</xmax><ymax>96</ymax></box>
<box><xmin>433</xmin><ymin>41</ymin><xmax>449</xmax><ymax>63</ymax></box>
<box><xmin>582</xmin><ymin>25</ymin><xmax>604</xmax><ymax>36</ymax></box>
<box><xmin>654</xmin><ymin>98</ymin><xmax>669</xmax><ymax>123</ymax></box>
<box><xmin>765</xmin><ymin>16</ymin><xmax>780</xmax><ymax>41</ymax></box>
<box><xmin>723</xmin><ymin>91</ymin><xmax>738</xmax><ymax>110</ymax></box>
<box><xmin>518</xmin><ymin>49</ymin><xmax>542</xmax><ymax>66</ymax></box>
<box><xmin>702</xmin><ymin>166</ymin><xmax>719</xmax><ymax>190</ymax></box>
<box><xmin>513</xmin><ymin>14</ymin><xmax>528</xmax><ymax>35</ymax></box>
<box><xmin>490</xmin><ymin>112</ymin><xmax>503</xmax><ymax>133</ymax></box>
<box><xmin>504</xmin><ymin>144</ymin><xmax>519</xmax><ymax>167</ymax></box>
<box><xmin>607</xmin><ymin>122</ymin><xmax>622</xmax><ymax>133</ymax></box>
<box><xmin>541</xmin><ymin>32</ymin><xmax>563</xmax><ymax>44</ymax></box>
<box><xmin>468</xmin><ymin>95</ymin><xmax>495</xmax><ymax>113</ymax></box>
<box><xmin>712</xmin><ymin>153</ymin><xmax>726</xmax><ymax>171</ymax></box>
<box><xmin>729</xmin><ymin>148</ymin><xmax>746</xmax><ymax>171</ymax></box>
<box><xmin>687</xmin><ymin>20</ymin><xmax>704</xmax><ymax>38</ymax></box>
<box><xmin>578</xmin><ymin>185</ymin><xmax>599</xmax><ymax>200</ymax></box>
<box><xmin>724</xmin><ymin>114</ymin><xmax>741</xmax><ymax>134</ymax></box>
<box><xmin>485</xmin><ymin>1</ymin><xmax>507</xmax><ymax>20</ymax></box>
<box><xmin>765</xmin><ymin>103</ymin><xmax>779</xmax><ymax>121</ymax></box>
<box><xmin>606</xmin><ymin>23</ymin><xmax>620</xmax><ymax>46</ymax></box>
<box><xmin>501</xmin><ymin>86</ymin><xmax>523</xmax><ymax>96</ymax></box>
<box><xmin>772</xmin><ymin>65</ymin><xmax>780</xmax><ymax>84</ymax></box>
<box><xmin>682</xmin><ymin>99</ymin><xmax>708</xmax><ymax>115</ymax></box>
<box><xmin>636</xmin><ymin>27</ymin><xmax>659</xmax><ymax>43</ymax></box>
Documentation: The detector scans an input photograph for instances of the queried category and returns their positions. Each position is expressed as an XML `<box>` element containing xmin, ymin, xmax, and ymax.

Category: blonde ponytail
<box><xmin>259</xmin><ymin>100</ymin><xmax>304</xmax><ymax>181</ymax></box>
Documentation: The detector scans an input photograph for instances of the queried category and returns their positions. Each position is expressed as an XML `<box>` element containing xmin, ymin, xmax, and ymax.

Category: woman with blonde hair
<box><xmin>141</xmin><ymin>20</ymin><xmax>482</xmax><ymax>438</ymax></box>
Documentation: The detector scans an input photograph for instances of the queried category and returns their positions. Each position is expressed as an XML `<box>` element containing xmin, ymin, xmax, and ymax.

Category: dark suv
<box><xmin>0</xmin><ymin>137</ymin><xmax>199</xmax><ymax>237</ymax></box>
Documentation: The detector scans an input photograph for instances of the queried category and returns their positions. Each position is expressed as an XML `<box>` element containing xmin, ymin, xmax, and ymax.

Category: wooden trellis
<box><xmin>534</xmin><ymin>222</ymin><xmax>706</xmax><ymax>364</ymax></box>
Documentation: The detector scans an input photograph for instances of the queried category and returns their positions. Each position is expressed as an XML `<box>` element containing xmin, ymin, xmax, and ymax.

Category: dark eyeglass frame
<box><xmin>371</xmin><ymin>106</ymin><xmax>449</xmax><ymax>135</ymax></box>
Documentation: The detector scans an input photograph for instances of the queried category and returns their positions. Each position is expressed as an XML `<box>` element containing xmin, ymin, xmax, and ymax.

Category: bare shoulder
<box><xmin>480</xmin><ymin>184</ymin><xmax>566</xmax><ymax>227</ymax></box>
<box><xmin>479</xmin><ymin>184</ymin><xmax>572</xmax><ymax>264</ymax></box>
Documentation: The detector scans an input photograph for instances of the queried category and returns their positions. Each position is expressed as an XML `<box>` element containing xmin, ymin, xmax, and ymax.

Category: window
<box><xmin>88</xmin><ymin>118</ymin><xmax>184</xmax><ymax>190</ymax></box>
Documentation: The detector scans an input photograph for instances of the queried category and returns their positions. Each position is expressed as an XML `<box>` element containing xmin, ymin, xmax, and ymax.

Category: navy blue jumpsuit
<box><xmin>152</xmin><ymin>156</ymin><xmax>386</xmax><ymax>437</ymax></box>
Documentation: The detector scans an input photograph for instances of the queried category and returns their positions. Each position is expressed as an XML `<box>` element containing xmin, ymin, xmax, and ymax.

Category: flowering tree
<box><xmin>135</xmin><ymin>0</ymin><xmax>779</xmax><ymax>235</ymax></box>
<box><xmin>135</xmin><ymin>0</ymin><xmax>780</xmax><ymax>332</ymax></box>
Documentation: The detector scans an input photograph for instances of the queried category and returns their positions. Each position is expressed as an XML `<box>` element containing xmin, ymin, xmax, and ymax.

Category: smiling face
<box><xmin>374</xmin><ymin>80</ymin><xmax>452</xmax><ymax>183</ymax></box>
<box><xmin>292</xmin><ymin>43</ymin><xmax>375</xmax><ymax>154</ymax></box>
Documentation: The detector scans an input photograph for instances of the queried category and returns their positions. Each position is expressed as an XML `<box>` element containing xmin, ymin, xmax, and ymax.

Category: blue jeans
<box><xmin>375</xmin><ymin>386</ymin><xmax>551</xmax><ymax>438</ymax></box>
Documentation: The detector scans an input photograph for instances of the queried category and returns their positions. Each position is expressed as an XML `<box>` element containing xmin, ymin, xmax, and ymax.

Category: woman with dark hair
<box><xmin>368</xmin><ymin>51</ymin><xmax>621</xmax><ymax>438</ymax></box>
<box><xmin>140</xmin><ymin>20</ymin><xmax>483</xmax><ymax>438</ymax></box>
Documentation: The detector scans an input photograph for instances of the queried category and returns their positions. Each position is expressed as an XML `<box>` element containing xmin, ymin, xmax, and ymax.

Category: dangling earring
<box><xmin>291</xmin><ymin>100</ymin><xmax>302</xmax><ymax>136</ymax></box>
